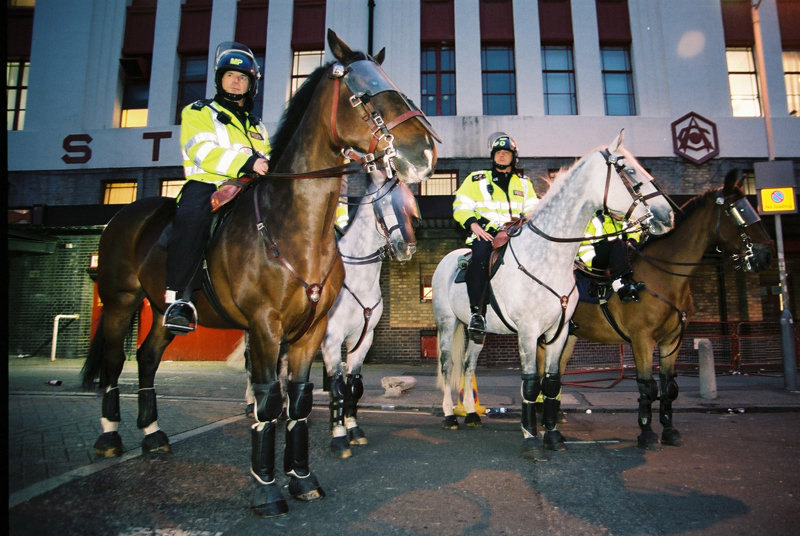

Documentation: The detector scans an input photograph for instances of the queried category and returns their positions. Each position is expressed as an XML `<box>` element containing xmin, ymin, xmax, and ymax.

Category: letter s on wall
<box><xmin>62</xmin><ymin>134</ymin><xmax>93</xmax><ymax>164</ymax></box>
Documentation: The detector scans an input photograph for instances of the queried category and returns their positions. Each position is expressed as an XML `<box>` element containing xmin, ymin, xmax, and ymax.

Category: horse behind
<box><xmin>81</xmin><ymin>29</ymin><xmax>437</xmax><ymax>518</ymax></box>
<box><xmin>550</xmin><ymin>169</ymin><xmax>773</xmax><ymax>449</ymax></box>
<box><xmin>434</xmin><ymin>131</ymin><xmax>674</xmax><ymax>461</ymax></box>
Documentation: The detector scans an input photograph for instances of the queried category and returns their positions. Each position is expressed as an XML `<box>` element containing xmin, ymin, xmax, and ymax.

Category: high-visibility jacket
<box><xmin>180</xmin><ymin>99</ymin><xmax>271</xmax><ymax>188</ymax></box>
<box><xmin>577</xmin><ymin>215</ymin><xmax>642</xmax><ymax>267</ymax></box>
<box><xmin>453</xmin><ymin>170</ymin><xmax>538</xmax><ymax>244</ymax></box>
<box><xmin>335</xmin><ymin>202</ymin><xmax>349</xmax><ymax>229</ymax></box>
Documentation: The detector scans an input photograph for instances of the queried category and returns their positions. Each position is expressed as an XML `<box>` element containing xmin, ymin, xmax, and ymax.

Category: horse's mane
<box><xmin>268</xmin><ymin>62</ymin><xmax>333</xmax><ymax>167</ymax></box>
<box><xmin>643</xmin><ymin>187</ymin><xmax>721</xmax><ymax>247</ymax></box>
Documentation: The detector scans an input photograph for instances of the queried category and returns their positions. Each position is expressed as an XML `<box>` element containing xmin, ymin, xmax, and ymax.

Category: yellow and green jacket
<box><xmin>577</xmin><ymin>215</ymin><xmax>642</xmax><ymax>267</ymax></box>
<box><xmin>180</xmin><ymin>99</ymin><xmax>271</xmax><ymax>188</ymax></box>
<box><xmin>453</xmin><ymin>170</ymin><xmax>538</xmax><ymax>244</ymax></box>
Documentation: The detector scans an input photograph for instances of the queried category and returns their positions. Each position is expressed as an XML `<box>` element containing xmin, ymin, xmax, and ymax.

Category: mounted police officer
<box><xmin>453</xmin><ymin>134</ymin><xmax>539</xmax><ymax>342</ymax></box>
<box><xmin>164</xmin><ymin>42</ymin><xmax>271</xmax><ymax>334</ymax></box>
<box><xmin>577</xmin><ymin>214</ymin><xmax>644</xmax><ymax>303</ymax></box>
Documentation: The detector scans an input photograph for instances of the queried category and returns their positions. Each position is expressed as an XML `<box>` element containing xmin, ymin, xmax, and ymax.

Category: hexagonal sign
<box><xmin>671</xmin><ymin>111</ymin><xmax>719</xmax><ymax>165</ymax></box>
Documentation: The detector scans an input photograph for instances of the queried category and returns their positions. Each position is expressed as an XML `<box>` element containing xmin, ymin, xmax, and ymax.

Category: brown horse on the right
<box><xmin>545</xmin><ymin>170</ymin><xmax>773</xmax><ymax>449</ymax></box>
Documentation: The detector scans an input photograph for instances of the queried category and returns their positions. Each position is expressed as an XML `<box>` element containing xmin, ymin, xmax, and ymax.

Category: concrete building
<box><xmin>7</xmin><ymin>0</ymin><xmax>800</xmax><ymax>368</ymax></box>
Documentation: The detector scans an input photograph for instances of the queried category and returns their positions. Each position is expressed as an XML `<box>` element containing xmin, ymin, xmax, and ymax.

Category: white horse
<box><xmin>235</xmin><ymin>174</ymin><xmax>420</xmax><ymax>458</ymax></box>
<box><xmin>434</xmin><ymin>131</ymin><xmax>674</xmax><ymax>461</ymax></box>
<box><xmin>321</xmin><ymin>175</ymin><xmax>419</xmax><ymax>458</ymax></box>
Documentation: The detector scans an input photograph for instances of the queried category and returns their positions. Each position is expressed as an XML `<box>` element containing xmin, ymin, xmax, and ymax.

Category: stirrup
<box><xmin>163</xmin><ymin>300</ymin><xmax>197</xmax><ymax>334</ymax></box>
<box><xmin>467</xmin><ymin>313</ymin><xmax>486</xmax><ymax>344</ymax></box>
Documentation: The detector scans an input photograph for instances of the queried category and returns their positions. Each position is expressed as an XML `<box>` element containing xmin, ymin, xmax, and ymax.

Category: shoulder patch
<box><xmin>191</xmin><ymin>98</ymin><xmax>213</xmax><ymax>111</ymax></box>
<box><xmin>471</xmin><ymin>172</ymin><xmax>488</xmax><ymax>182</ymax></box>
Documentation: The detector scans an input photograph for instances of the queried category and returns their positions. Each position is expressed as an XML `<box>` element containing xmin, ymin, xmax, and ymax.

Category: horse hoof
<box><xmin>330</xmin><ymin>436</ymin><xmax>353</xmax><ymax>459</ymax></box>
<box><xmin>543</xmin><ymin>430</ymin><xmax>567</xmax><ymax>451</ymax></box>
<box><xmin>289</xmin><ymin>473</ymin><xmax>326</xmax><ymax>502</ymax></box>
<box><xmin>464</xmin><ymin>412</ymin><xmax>483</xmax><ymax>428</ymax></box>
<box><xmin>251</xmin><ymin>481</ymin><xmax>289</xmax><ymax>518</ymax></box>
<box><xmin>442</xmin><ymin>415</ymin><xmax>459</xmax><ymax>430</ymax></box>
<box><xmin>661</xmin><ymin>428</ymin><xmax>682</xmax><ymax>447</ymax></box>
<box><xmin>521</xmin><ymin>437</ymin><xmax>548</xmax><ymax>461</ymax></box>
<box><xmin>141</xmin><ymin>430</ymin><xmax>171</xmax><ymax>455</ymax></box>
<box><xmin>93</xmin><ymin>431</ymin><xmax>123</xmax><ymax>458</ymax></box>
<box><xmin>637</xmin><ymin>430</ymin><xmax>661</xmax><ymax>450</ymax></box>
<box><xmin>348</xmin><ymin>426</ymin><xmax>368</xmax><ymax>445</ymax></box>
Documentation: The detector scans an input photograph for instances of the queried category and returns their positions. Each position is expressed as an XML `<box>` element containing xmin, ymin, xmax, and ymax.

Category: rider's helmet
<box><xmin>214</xmin><ymin>41</ymin><xmax>261</xmax><ymax>104</ymax></box>
<box><xmin>488</xmin><ymin>132</ymin><xmax>519</xmax><ymax>171</ymax></box>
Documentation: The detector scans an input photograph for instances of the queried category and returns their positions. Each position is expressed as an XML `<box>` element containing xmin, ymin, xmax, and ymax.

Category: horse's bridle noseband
<box><xmin>714</xmin><ymin>194</ymin><xmax>762</xmax><ymax>272</ymax></box>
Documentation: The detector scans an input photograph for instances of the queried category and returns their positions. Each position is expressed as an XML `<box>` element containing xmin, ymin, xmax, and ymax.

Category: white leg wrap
<box><xmin>345</xmin><ymin>416</ymin><xmax>358</xmax><ymax>430</ymax></box>
<box><xmin>143</xmin><ymin>421</ymin><xmax>160</xmax><ymax>435</ymax></box>
<box><xmin>332</xmin><ymin>424</ymin><xmax>347</xmax><ymax>438</ymax></box>
<box><xmin>100</xmin><ymin>417</ymin><xmax>118</xmax><ymax>433</ymax></box>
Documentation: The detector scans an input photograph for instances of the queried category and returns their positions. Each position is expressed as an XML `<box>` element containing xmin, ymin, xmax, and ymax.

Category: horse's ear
<box><xmin>723</xmin><ymin>169</ymin><xmax>742</xmax><ymax>194</ymax></box>
<box><xmin>608</xmin><ymin>129</ymin><xmax>625</xmax><ymax>152</ymax></box>
<box><xmin>373</xmin><ymin>48</ymin><xmax>386</xmax><ymax>65</ymax></box>
<box><xmin>327</xmin><ymin>29</ymin><xmax>354</xmax><ymax>62</ymax></box>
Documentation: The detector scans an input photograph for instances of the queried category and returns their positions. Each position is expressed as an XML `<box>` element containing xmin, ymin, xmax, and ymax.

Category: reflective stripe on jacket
<box><xmin>180</xmin><ymin>100</ymin><xmax>271</xmax><ymax>187</ymax></box>
<box><xmin>577</xmin><ymin>215</ymin><xmax>642</xmax><ymax>267</ymax></box>
<box><xmin>453</xmin><ymin>170</ymin><xmax>538</xmax><ymax>244</ymax></box>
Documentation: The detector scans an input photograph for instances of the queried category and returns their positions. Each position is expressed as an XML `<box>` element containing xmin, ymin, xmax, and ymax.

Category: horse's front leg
<box><xmin>136</xmin><ymin>317</ymin><xmax>175</xmax><ymax>455</ymax></box>
<box><xmin>538</xmin><ymin>333</ymin><xmax>568</xmax><ymax>453</ymax></box>
<box><xmin>633</xmin><ymin>340</ymin><xmax>660</xmax><ymax>449</ymax></box>
<box><xmin>283</xmin><ymin>322</ymin><xmax>328</xmax><ymax>503</ymax></box>
<box><xmin>321</xmin><ymin>331</ymin><xmax>351</xmax><ymax>459</ymax></box>
<box><xmin>344</xmin><ymin>339</ymin><xmax>372</xmax><ymax>447</ymax></box>
<box><xmin>658</xmin><ymin>350</ymin><xmax>681</xmax><ymax>447</ymax></box>
<box><xmin>518</xmin><ymin>334</ymin><xmax>548</xmax><ymax>461</ymax></box>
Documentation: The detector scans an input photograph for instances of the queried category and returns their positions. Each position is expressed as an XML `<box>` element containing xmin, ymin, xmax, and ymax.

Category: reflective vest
<box><xmin>180</xmin><ymin>99</ymin><xmax>271</xmax><ymax>187</ymax></box>
<box><xmin>335</xmin><ymin>202</ymin><xmax>349</xmax><ymax>229</ymax></box>
<box><xmin>453</xmin><ymin>170</ymin><xmax>538</xmax><ymax>244</ymax></box>
<box><xmin>577</xmin><ymin>215</ymin><xmax>642</xmax><ymax>267</ymax></box>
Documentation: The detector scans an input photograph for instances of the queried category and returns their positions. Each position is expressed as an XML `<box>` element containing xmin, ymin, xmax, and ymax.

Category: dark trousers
<box><xmin>166</xmin><ymin>180</ymin><xmax>216</xmax><ymax>297</ymax></box>
<box><xmin>466</xmin><ymin>239</ymin><xmax>493</xmax><ymax>312</ymax></box>
<box><xmin>592</xmin><ymin>239</ymin><xmax>630</xmax><ymax>278</ymax></box>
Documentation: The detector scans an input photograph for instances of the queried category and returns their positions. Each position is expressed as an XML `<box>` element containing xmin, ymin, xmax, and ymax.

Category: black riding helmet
<box><xmin>489</xmin><ymin>133</ymin><xmax>519</xmax><ymax>171</ymax></box>
<box><xmin>214</xmin><ymin>41</ymin><xmax>261</xmax><ymax>104</ymax></box>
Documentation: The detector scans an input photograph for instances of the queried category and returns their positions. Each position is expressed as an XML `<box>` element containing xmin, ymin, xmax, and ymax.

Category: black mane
<box><xmin>268</xmin><ymin>62</ymin><xmax>333</xmax><ymax>167</ymax></box>
<box><xmin>643</xmin><ymin>188</ymin><xmax>720</xmax><ymax>247</ymax></box>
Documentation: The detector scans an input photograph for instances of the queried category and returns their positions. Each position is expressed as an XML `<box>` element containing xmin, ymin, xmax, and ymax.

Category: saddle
<box><xmin>454</xmin><ymin>217</ymin><xmax>528</xmax><ymax>283</ymax></box>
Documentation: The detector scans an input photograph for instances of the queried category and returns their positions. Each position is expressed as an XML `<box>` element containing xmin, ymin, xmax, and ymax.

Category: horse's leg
<box><xmin>438</xmin><ymin>318</ymin><xmax>463</xmax><ymax>430</ymax></box>
<box><xmin>539</xmin><ymin>336</ymin><xmax>568</xmax><ymax>452</ymax></box>
<box><xmin>519</xmin><ymin>333</ymin><xmax>549</xmax><ymax>460</ymax></box>
<box><xmin>658</xmin><ymin>348</ymin><xmax>682</xmax><ymax>447</ymax></box>
<box><xmin>321</xmin><ymin>331</ymin><xmax>351</xmax><ymax>458</ymax></box>
<box><xmin>136</xmin><ymin>311</ymin><xmax>175</xmax><ymax>455</ymax></box>
<box><xmin>461</xmin><ymin>342</ymin><xmax>483</xmax><ymax>428</ymax></box>
<box><xmin>344</xmin><ymin>340</ymin><xmax>371</xmax><ymax>446</ymax></box>
<box><xmin>283</xmin><ymin>324</ymin><xmax>328</xmax><ymax>502</ymax></box>
<box><xmin>246</xmin><ymin>326</ymin><xmax>289</xmax><ymax>517</ymax></box>
<box><xmin>632</xmin><ymin>338</ymin><xmax>660</xmax><ymax>449</ymax></box>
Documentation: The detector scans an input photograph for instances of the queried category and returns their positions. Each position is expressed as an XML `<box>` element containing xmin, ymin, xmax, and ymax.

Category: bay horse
<box><xmin>81</xmin><ymin>29</ymin><xmax>438</xmax><ymax>518</ymax></box>
<box><xmin>549</xmin><ymin>169</ymin><xmax>773</xmax><ymax>449</ymax></box>
<box><xmin>434</xmin><ymin>131</ymin><xmax>674</xmax><ymax>461</ymax></box>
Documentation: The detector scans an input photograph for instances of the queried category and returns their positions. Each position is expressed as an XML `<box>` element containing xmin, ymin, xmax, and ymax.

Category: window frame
<box><xmin>291</xmin><ymin>50</ymin><xmax>325</xmax><ymax>96</ymax></box>
<box><xmin>783</xmin><ymin>50</ymin><xmax>800</xmax><ymax>117</ymax></box>
<box><xmin>102</xmin><ymin>180</ymin><xmax>138</xmax><ymax>204</ymax></box>
<box><xmin>726</xmin><ymin>47</ymin><xmax>762</xmax><ymax>117</ymax></box>
<box><xmin>541</xmin><ymin>45</ymin><xmax>577</xmax><ymax>116</ymax></box>
<box><xmin>175</xmin><ymin>55</ymin><xmax>207</xmax><ymax>123</ymax></box>
<box><xmin>421</xmin><ymin>43</ymin><xmax>456</xmax><ymax>116</ymax></box>
<box><xmin>6</xmin><ymin>59</ymin><xmax>29</xmax><ymax>131</ymax></box>
<box><xmin>481</xmin><ymin>45</ymin><xmax>517</xmax><ymax>115</ymax></box>
<box><xmin>600</xmin><ymin>45</ymin><xmax>636</xmax><ymax>116</ymax></box>
<box><xmin>420</xmin><ymin>170</ymin><xmax>458</xmax><ymax>196</ymax></box>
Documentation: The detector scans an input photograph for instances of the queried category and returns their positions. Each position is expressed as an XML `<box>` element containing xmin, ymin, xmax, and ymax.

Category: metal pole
<box><xmin>752</xmin><ymin>2</ymin><xmax>796</xmax><ymax>390</ymax></box>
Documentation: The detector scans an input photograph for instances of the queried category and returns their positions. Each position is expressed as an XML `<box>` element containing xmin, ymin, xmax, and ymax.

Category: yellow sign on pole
<box><xmin>759</xmin><ymin>187</ymin><xmax>797</xmax><ymax>214</ymax></box>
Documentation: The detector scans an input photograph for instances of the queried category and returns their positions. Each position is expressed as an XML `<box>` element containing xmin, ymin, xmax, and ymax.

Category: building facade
<box><xmin>7</xmin><ymin>0</ymin><xmax>800</xmax><ymax>367</ymax></box>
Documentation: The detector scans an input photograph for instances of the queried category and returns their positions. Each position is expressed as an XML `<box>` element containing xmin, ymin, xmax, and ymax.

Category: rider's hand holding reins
<box><xmin>252</xmin><ymin>157</ymin><xmax>269</xmax><ymax>175</ymax></box>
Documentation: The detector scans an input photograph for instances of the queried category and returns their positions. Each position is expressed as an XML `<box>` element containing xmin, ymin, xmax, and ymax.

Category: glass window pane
<box><xmin>604</xmin><ymin>73</ymin><xmax>630</xmax><ymax>93</ymax></box>
<box><xmin>545</xmin><ymin>72</ymin><xmax>572</xmax><ymax>93</ymax></box>
<box><xmin>547</xmin><ymin>94</ymin><xmax>574</xmax><ymax>115</ymax></box>
<box><xmin>441</xmin><ymin>48</ymin><xmax>454</xmax><ymax>70</ymax></box>
<box><xmin>7</xmin><ymin>63</ymin><xmax>19</xmax><ymax>85</ymax></box>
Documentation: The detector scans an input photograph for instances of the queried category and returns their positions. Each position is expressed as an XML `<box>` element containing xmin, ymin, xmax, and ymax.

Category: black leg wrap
<box><xmin>136</xmin><ymin>388</ymin><xmax>158</xmax><ymax>429</ymax></box>
<box><xmin>659</xmin><ymin>373</ymin><xmax>682</xmax><ymax>446</ymax></box>
<box><xmin>253</xmin><ymin>381</ymin><xmax>284</xmax><ymax>423</ymax></box>
<box><xmin>250</xmin><ymin>420</ymin><xmax>289</xmax><ymax>517</ymax></box>
<box><xmin>636</xmin><ymin>378</ymin><xmax>660</xmax><ymax>449</ymax></box>
<box><xmin>329</xmin><ymin>374</ymin><xmax>346</xmax><ymax>430</ymax></box>
<box><xmin>540</xmin><ymin>374</ymin><xmax>566</xmax><ymax>451</ymax></box>
<box><xmin>520</xmin><ymin>374</ymin><xmax>541</xmax><ymax>438</ymax></box>
<box><xmin>101</xmin><ymin>387</ymin><xmax>121</xmax><ymax>422</ymax></box>
<box><xmin>284</xmin><ymin>382</ymin><xmax>314</xmax><ymax>476</ymax></box>
<box><xmin>344</xmin><ymin>374</ymin><xmax>364</xmax><ymax>419</ymax></box>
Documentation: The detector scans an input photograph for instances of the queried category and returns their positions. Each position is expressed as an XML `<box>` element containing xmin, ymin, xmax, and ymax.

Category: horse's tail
<box><xmin>81</xmin><ymin>314</ymin><xmax>105</xmax><ymax>390</ymax></box>
<box><xmin>436</xmin><ymin>322</ymin><xmax>466</xmax><ymax>394</ymax></box>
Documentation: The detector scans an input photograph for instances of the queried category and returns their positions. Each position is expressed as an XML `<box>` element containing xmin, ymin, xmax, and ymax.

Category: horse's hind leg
<box><xmin>136</xmin><ymin>311</ymin><xmax>175</xmax><ymax>455</ymax></box>
<box><xmin>344</xmin><ymin>345</ymin><xmax>370</xmax><ymax>446</ymax></box>
<box><xmin>461</xmin><ymin>343</ymin><xmax>483</xmax><ymax>428</ymax></box>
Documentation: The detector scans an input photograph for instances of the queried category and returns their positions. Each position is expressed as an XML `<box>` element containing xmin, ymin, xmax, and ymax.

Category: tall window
<box><xmin>421</xmin><ymin>45</ymin><xmax>456</xmax><ymax>116</ymax></box>
<box><xmin>726</xmin><ymin>47</ymin><xmax>761</xmax><ymax>117</ymax></box>
<box><xmin>784</xmin><ymin>50</ymin><xmax>800</xmax><ymax>117</ymax></box>
<box><xmin>541</xmin><ymin>46</ymin><xmax>576</xmax><ymax>115</ymax></box>
<box><xmin>176</xmin><ymin>56</ymin><xmax>207</xmax><ymax>123</ymax></box>
<box><xmin>481</xmin><ymin>46</ymin><xmax>517</xmax><ymax>115</ymax></box>
<box><xmin>420</xmin><ymin>264</ymin><xmax>437</xmax><ymax>302</ymax></box>
<box><xmin>420</xmin><ymin>170</ymin><xmax>458</xmax><ymax>196</ymax></box>
<box><xmin>161</xmin><ymin>179</ymin><xmax>185</xmax><ymax>198</ymax></box>
<box><xmin>6</xmin><ymin>60</ymin><xmax>29</xmax><ymax>130</ymax></box>
<box><xmin>291</xmin><ymin>50</ymin><xmax>324</xmax><ymax>95</ymax></box>
<box><xmin>601</xmin><ymin>46</ymin><xmax>636</xmax><ymax>116</ymax></box>
<box><xmin>120</xmin><ymin>57</ymin><xmax>149</xmax><ymax>128</ymax></box>
<box><xmin>103</xmin><ymin>181</ymin><xmax>138</xmax><ymax>204</ymax></box>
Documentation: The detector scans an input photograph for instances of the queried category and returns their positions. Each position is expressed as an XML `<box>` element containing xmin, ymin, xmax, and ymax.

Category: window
<box><xmin>784</xmin><ymin>50</ymin><xmax>800</xmax><ymax>117</ymax></box>
<box><xmin>481</xmin><ymin>46</ymin><xmax>517</xmax><ymax>115</ymax></box>
<box><xmin>291</xmin><ymin>50</ymin><xmax>324</xmax><ymax>95</ymax></box>
<box><xmin>103</xmin><ymin>181</ymin><xmax>138</xmax><ymax>204</ymax></box>
<box><xmin>420</xmin><ymin>264</ymin><xmax>438</xmax><ymax>302</ymax></box>
<box><xmin>121</xmin><ymin>79</ymin><xmax>149</xmax><ymax>128</ymax></box>
<box><xmin>542</xmin><ymin>46</ymin><xmax>576</xmax><ymax>115</ymax></box>
<box><xmin>161</xmin><ymin>179</ymin><xmax>185</xmax><ymax>198</ymax></box>
<box><xmin>176</xmin><ymin>56</ymin><xmax>207</xmax><ymax>123</ymax></box>
<box><xmin>7</xmin><ymin>60</ymin><xmax>29</xmax><ymax>130</ymax></box>
<box><xmin>726</xmin><ymin>47</ymin><xmax>761</xmax><ymax>117</ymax></box>
<box><xmin>252</xmin><ymin>54</ymin><xmax>265</xmax><ymax>116</ymax></box>
<box><xmin>601</xmin><ymin>46</ymin><xmax>636</xmax><ymax>116</ymax></box>
<box><xmin>420</xmin><ymin>170</ymin><xmax>458</xmax><ymax>196</ymax></box>
<box><xmin>421</xmin><ymin>45</ymin><xmax>456</xmax><ymax>116</ymax></box>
